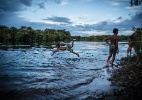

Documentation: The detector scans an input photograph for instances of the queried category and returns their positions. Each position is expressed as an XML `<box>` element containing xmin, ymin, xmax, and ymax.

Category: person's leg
<box><xmin>127</xmin><ymin>48</ymin><xmax>129</xmax><ymax>57</ymax></box>
<box><xmin>106</xmin><ymin>46</ymin><xmax>112</xmax><ymax>65</ymax></box>
<box><xmin>127</xmin><ymin>47</ymin><xmax>131</xmax><ymax>57</ymax></box>
<box><xmin>111</xmin><ymin>46</ymin><xmax>117</xmax><ymax>65</ymax></box>
<box><xmin>71</xmin><ymin>40</ymin><xmax>75</xmax><ymax>47</ymax></box>
<box><xmin>112</xmin><ymin>54</ymin><xmax>116</xmax><ymax>65</ymax></box>
<box><xmin>72</xmin><ymin>51</ymin><xmax>80</xmax><ymax>57</ymax></box>
<box><xmin>127</xmin><ymin>51</ymin><xmax>128</xmax><ymax>57</ymax></box>
<box><xmin>68</xmin><ymin>48</ymin><xmax>79</xmax><ymax>57</ymax></box>
<box><xmin>106</xmin><ymin>54</ymin><xmax>112</xmax><ymax>65</ymax></box>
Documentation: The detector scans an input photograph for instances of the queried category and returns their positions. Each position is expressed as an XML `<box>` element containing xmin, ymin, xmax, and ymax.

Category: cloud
<box><xmin>125</xmin><ymin>6</ymin><xmax>142</xmax><ymax>13</ymax></box>
<box><xmin>78</xmin><ymin>17</ymin><xmax>87</xmax><ymax>20</ymax></box>
<box><xmin>106</xmin><ymin>0</ymin><xmax>129</xmax><ymax>5</ymax></box>
<box><xmin>111</xmin><ymin>2</ymin><xmax>120</xmax><ymax>6</ymax></box>
<box><xmin>1</xmin><ymin>11</ymin><xmax>141</xmax><ymax>36</ymax></box>
<box><xmin>54</xmin><ymin>0</ymin><xmax>68</xmax><ymax>5</ymax></box>
<box><xmin>73</xmin><ymin>30</ymin><xmax>107</xmax><ymax>36</ymax></box>
<box><xmin>43</xmin><ymin>16</ymin><xmax>73</xmax><ymax>24</ymax></box>
<box><xmin>126</xmin><ymin>12</ymin><xmax>142</xmax><ymax>27</ymax></box>
<box><xmin>0</xmin><ymin>0</ymin><xmax>32</xmax><ymax>12</ymax></box>
<box><xmin>0</xmin><ymin>0</ymin><xmax>141</xmax><ymax>37</ymax></box>
<box><xmin>20</xmin><ymin>0</ymin><xmax>32</xmax><ymax>6</ymax></box>
<box><xmin>1</xmin><ymin>11</ymin><xmax>140</xmax><ymax>36</ymax></box>
<box><xmin>70</xmin><ymin>12</ymin><xmax>142</xmax><ymax>36</ymax></box>
<box><xmin>117</xmin><ymin>16</ymin><xmax>123</xmax><ymax>20</ymax></box>
<box><xmin>0</xmin><ymin>11</ymin><xmax>61</xmax><ymax>30</ymax></box>
<box><xmin>37</xmin><ymin>3</ymin><xmax>45</xmax><ymax>9</ymax></box>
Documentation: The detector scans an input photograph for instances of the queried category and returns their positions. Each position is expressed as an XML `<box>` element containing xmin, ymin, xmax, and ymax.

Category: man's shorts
<box><xmin>67</xmin><ymin>44</ymin><xmax>73</xmax><ymax>53</ymax></box>
<box><xmin>127</xmin><ymin>46</ymin><xmax>132</xmax><ymax>52</ymax></box>
<box><xmin>109</xmin><ymin>46</ymin><xmax>116</xmax><ymax>55</ymax></box>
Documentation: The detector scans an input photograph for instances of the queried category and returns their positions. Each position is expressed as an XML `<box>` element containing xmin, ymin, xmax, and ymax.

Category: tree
<box><xmin>131</xmin><ymin>27</ymin><xmax>142</xmax><ymax>53</ymax></box>
<box><xmin>0</xmin><ymin>25</ymin><xmax>11</xmax><ymax>44</ymax></box>
<box><xmin>130</xmin><ymin>0</ymin><xmax>142</xmax><ymax>7</ymax></box>
<box><xmin>10</xmin><ymin>27</ymin><xmax>17</xmax><ymax>45</ymax></box>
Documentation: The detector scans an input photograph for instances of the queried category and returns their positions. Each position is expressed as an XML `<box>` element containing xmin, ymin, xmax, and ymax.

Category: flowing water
<box><xmin>0</xmin><ymin>42</ymin><xmax>135</xmax><ymax>100</ymax></box>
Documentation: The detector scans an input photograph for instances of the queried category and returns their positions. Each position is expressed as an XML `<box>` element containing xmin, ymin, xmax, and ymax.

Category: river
<box><xmin>0</xmin><ymin>41</ymin><xmax>135</xmax><ymax>100</ymax></box>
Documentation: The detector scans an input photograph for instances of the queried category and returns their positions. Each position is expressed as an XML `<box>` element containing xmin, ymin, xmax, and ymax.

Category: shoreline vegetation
<box><xmin>100</xmin><ymin>28</ymin><xmax>142</xmax><ymax>99</ymax></box>
<box><xmin>103</xmin><ymin>55</ymin><xmax>142</xmax><ymax>100</ymax></box>
<box><xmin>0</xmin><ymin>25</ymin><xmax>131</xmax><ymax>46</ymax></box>
<box><xmin>0</xmin><ymin>25</ymin><xmax>142</xmax><ymax>99</ymax></box>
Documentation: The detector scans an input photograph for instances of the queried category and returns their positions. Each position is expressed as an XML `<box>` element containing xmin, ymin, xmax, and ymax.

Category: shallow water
<box><xmin>0</xmin><ymin>42</ymin><xmax>135</xmax><ymax>100</ymax></box>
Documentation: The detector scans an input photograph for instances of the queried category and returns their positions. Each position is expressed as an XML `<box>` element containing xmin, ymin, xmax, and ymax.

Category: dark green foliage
<box><xmin>131</xmin><ymin>27</ymin><xmax>142</xmax><ymax>58</ymax></box>
<box><xmin>130</xmin><ymin>0</ymin><xmax>142</xmax><ymax>7</ymax></box>
<box><xmin>108</xmin><ymin>27</ymin><xmax>142</xmax><ymax>99</ymax></box>
<box><xmin>109</xmin><ymin>55</ymin><xmax>142</xmax><ymax>99</ymax></box>
<box><xmin>131</xmin><ymin>27</ymin><xmax>142</xmax><ymax>41</ymax></box>
<box><xmin>0</xmin><ymin>25</ymin><xmax>72</xmax><ymax>45</ymax></box>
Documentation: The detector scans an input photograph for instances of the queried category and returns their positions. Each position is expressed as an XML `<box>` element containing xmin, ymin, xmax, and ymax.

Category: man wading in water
<box><xmin>105</xmin><ymin>28</ymin><xmax>119</xmax><ymax>66</ymax></box>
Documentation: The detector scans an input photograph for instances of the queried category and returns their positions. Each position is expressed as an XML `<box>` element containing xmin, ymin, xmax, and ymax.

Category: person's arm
<box><xmin>51</xmin><ymin>49</ymin><xmax>59</xmax><ymax>56</ymax></box>
<box><xmin>105</xmin><ymin>36</ymin><xmax>110</xmax><ymax>45</ymax></box>
<box><xmin>116</xmin><ymin>37</ymin><xmax>119</xmax><ymax>54</ymax></box>
<box><xmin>128</xmin><ymin>40</ymin><xmax>131</xmax><ymax>46</ymax></box>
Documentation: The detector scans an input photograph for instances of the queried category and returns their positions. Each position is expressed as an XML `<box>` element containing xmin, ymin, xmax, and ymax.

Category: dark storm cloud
<box><xmin>0</xmin><ymin>0</ymin><xmax>32</xmax><ymax>12</ymax></box>
<box><xmin>119</xmin><ymin>12</ymin><xmax>142</xmax><ymax>29</ymax></box>
<box><xmin>43</xmin><ymin>16</ymin><xmax>73</xmax><ymax>24</ymax></box>
<box><xmin>117</xmin><ymin>16</ymin><xmax>123</xmax><ymax>20</ymax></box>
<box><xmin>73</xmin><ymin>12</ymin><xmax>142</xmax><ymax>35</ymax></box>
<box><xmin>20</xmin><ymin>0</ymin><xmax>32</xmax><ymax>6</ymax></box>
<box><xmin>0</xmin><ymin>12</ymin><xmax>31</xmax><ymax>28</ymax></box>
<box><xmin>132</xmin><ymin>12</ymin><xmax>142</xmax><ymax>21</ymax></box>
<box><xmin>0</xmin><ymin>12</ymin><xmax>59</xmax><ymax>30</ymax></box>
<box><xmin>74</xmin><ymin>21</ymin><xmax>112</xmax><ymax>32</ymax></box>
<box><xmin>37</xmin><ymin>3</ymin><xmax>45</xmax><ymax>9</ymax></box>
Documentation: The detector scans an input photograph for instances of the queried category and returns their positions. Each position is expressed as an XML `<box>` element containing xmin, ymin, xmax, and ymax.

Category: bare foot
<box><xmin>77</xmin><ymin>54</ymin><xmax>80</xmax><ymax>57</ymax></box>
<box><xmin>106</xmin><ymin>61</ymin><xmax>109</xmax><ymax>66</ymax></box>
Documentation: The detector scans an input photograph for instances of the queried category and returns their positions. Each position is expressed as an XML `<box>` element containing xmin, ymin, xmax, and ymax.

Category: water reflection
<box><xmin>0</xmin><ymin>42</ymin><xmax>133</xmax><ymax>99</ymax></box>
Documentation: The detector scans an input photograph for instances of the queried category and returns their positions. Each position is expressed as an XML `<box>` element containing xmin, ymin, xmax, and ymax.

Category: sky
<box><xmin>0</xmin><ymin>0</ymin><xmax>142</xmax><ymax>36</ymax></box>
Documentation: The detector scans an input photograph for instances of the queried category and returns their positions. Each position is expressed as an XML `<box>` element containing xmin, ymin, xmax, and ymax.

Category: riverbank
<box><xmin>103</xmin><ymin>55</ymin><xmax>142</xmax><ymax>100</ymax></box>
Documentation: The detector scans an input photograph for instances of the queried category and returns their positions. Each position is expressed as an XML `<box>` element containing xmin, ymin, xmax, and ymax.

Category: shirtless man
<box><xmin>127</xmin><ymin>36</ymin><xmax>134</xmax><ymax>57</ymax></box>
<box><xmin>105</xmin><ymin>28</ymin><xmax>119</xmax><ymax>66</ymax></box>
<box><xmin>51</xmin><ymin>39</ymin><xmax>80</xmax><ymax>57</ymax></box>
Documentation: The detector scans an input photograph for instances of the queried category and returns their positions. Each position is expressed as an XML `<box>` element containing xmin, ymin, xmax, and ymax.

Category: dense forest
<box><xmin>0</xmin><ymin>25</ymin><xmax>72</xmax><ymax>45</ymax></box>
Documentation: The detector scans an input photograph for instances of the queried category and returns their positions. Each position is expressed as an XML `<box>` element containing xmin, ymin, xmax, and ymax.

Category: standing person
<box><xmin>51</xmin><ymin>39</ymin><xmax>80</xmax><ymax>57</ymax></box>
<box><xmin>127</xmin><ymin>36</ymin><xmax>134</xmax><ymax>57</ymax></box>
<box><xmin>105</xmin><ymin>28</ymin><xmax>119</xmax><ymax>66</ymax></box>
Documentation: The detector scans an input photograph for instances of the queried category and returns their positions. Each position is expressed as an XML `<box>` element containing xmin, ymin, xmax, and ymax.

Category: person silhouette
<box><xmin>127</xmin><ymin>36</ymin><xmax>134</xmax><ymax>57</ymax></box>
<box><xmin>105</xmin><ymin>28</ymin><xmax>119</xmax><ymax>66</ymax></box>
<box><xmin>51</xmin><ymin>39</ymin><xmax>80</xmax><ymax>57</ymax></box>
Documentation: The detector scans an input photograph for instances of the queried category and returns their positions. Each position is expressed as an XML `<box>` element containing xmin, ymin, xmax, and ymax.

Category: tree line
<box><xmin>0</xmin><ymin>25</ymin><xmax>141</xmax><ymax>46</ymax></box>
<box><xmin>72</xmin><ymin>35</ymin><xmax>130</xmax><ymax>42</ymax></box>
<box><xmin>0</xmin><ymin>25</ymin><xmax>72</xmax><ymax>45</ymax></box>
